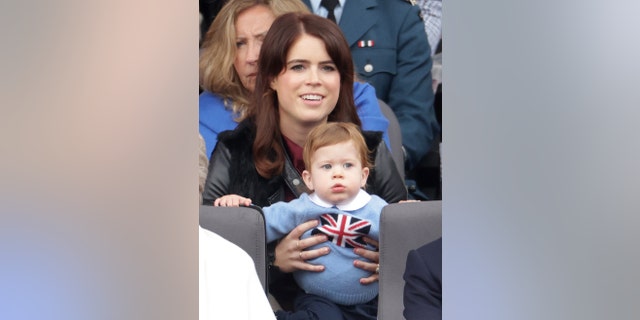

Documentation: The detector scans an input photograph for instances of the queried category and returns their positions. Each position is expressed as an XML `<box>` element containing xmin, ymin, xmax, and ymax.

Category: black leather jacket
<box><xmin>203</xmin><ymin>120</ymin><xmax>407</xmax><ymax>206</ymax></box>
<box><xmin>203</xmin><ymin>119</ymin><xmax>406</xmax><ymax>309</ymax></box>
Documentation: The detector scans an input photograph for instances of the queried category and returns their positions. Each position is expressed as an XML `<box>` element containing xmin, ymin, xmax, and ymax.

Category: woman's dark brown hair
<box><xmin>250</xmin><ymin>12</ymin><xmax>361</xmax><ymax>178</ymax></box>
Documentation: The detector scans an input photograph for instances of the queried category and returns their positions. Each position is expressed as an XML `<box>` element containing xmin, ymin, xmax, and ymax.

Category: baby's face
<box><xmin>303</xmin><ymin>141</ymin><xmax>369</xmax><ymax>205</ymax></box>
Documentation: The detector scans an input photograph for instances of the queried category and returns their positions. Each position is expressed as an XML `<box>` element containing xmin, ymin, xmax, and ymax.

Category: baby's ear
<box><xmin>360</xmin><ymin>167</ymin><xmax>370</xmax><ymax>188</ymax></box>
<box><xmin>302</xmin><ymin>170</ymin><xmax>314</xmax><ymax>190</ymax></box>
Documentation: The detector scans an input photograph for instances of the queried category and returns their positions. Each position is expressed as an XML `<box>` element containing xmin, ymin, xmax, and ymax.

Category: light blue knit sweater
<box><xmin>263</xmin><ymin>191</ymin><xmax>387</xmax><ymax>305</ymax></box>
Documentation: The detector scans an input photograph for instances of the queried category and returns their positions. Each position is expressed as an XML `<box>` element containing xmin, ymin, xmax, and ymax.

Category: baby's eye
<box><xmin>321</xmin><ymin>164</ymin><xmax>332</xmax><ymax>170</ymax></box>
<box><xmin>343</xmin><ymin>162</ymin><xmax>354</xmax><ymax>168</ymax></box>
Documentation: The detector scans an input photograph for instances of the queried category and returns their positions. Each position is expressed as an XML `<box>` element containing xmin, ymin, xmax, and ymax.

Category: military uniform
<box><xmin>304</xmin><ymin>0</ymin><xmax>440</xmax><ymax>170</ymax></box>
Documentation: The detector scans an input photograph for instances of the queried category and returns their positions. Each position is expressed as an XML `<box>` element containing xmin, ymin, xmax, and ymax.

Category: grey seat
<box><xmin>199</xmin><ymin>205</ymin><xmax>268</xmax><ymax>292</ymax></box>
<box><xmin>378</xmin><ymin>201</ymin><xmax>442</xmax><ymax>320</ymax></box>
<box><xmin>378</xmin><ymin>99</ymin><xmax>405</xmax><ymax>179</ymax></box>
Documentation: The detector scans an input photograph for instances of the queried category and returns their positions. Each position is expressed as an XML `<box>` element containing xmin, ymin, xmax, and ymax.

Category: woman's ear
<box><xmin>270</xmin><ymin>78</ymin><xmax>278</xmax><ymax>91</ymax></box>
<box><xmin>302</xmin><ymin>170</ymin><xmax>314</xmax><ymax>190</ymax></box>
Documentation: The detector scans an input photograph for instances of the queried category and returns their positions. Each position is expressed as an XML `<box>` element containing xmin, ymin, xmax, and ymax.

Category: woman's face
<box><xmin>233</xmin><ymin>5</ymin><xmax>275</xmax><ymax>92</ymax></box>
<box><xmin>270</xmin><ymin>34</ymin><xmax>340</xmax><ymax>130</ymax></box>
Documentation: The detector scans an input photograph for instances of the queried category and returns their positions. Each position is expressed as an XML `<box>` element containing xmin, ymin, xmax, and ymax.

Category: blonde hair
<box><xmin>303</xmin><ymin>122</ymin><xmax>372</xmax><ymax>171</ymax></box>
<box><xmin>198</xmin><ymin>134</ymin><xmax>208</xmax><ymax>204</ymax></box>
<box><xmin>199</xmin><ymin>0</ymin><xmax>310</xmax><ymax>122</ymax></box>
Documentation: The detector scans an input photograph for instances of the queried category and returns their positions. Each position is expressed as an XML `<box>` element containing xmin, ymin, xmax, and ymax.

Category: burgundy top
<box><xmin>283</xmin><ymin>135</ymin><xmax>305</xmax><ymax>202</ymax></box>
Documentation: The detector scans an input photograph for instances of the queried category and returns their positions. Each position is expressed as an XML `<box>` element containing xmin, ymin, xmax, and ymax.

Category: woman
<box><xmin>198</xmin><ymin>0</ymin><xmax>390</xmax><ymax>157</ymax></box>
<box><xmin>203</xmin><ymin>13</ymin><xmax>407</xmax><ymax>319</ymax></box>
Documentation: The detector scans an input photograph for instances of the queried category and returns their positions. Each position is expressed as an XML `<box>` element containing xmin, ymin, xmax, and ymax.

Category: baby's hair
<box><xmin>303</xmin><ymin>122</ymin><xmax>372</xmax><ymax>170</ymax></box>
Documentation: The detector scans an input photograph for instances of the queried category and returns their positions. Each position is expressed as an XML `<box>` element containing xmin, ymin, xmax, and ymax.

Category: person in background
<box><xmin>417</xmin><ymin>0</ymin><xmax>442</xmax><ymax>56</ymax></box>
<box><xmin>301</xmin><ymin>0</ymin><xmax>440</xmax><ymax>171</ymax></box>
<box><xmin>203</xmin><ymin>12</ymin><xmax>406</xmax><ymax>313</ymax></box>
<box><xmin>403</xmin><ymin>237</ymin><xmax>442</xmax><ymax>320</ymax></box>
<box><xmin>199</xmin><ymin>0</ymin><xmax>390</xmax><ymax>158</ymax></box>
<box><xmin>217</xmin><ymin>122</ymin><xmax>386</xmax><ymax>319</ymax></box>
<box><xmin>199</xmin><ymin>0</ymin><xmax>226</xmax><ymax>45</ymax></box>
<box><xmin>198</xmin><ymin>134</ymin><xmax>275</xmax><ymax>320</ymax></box>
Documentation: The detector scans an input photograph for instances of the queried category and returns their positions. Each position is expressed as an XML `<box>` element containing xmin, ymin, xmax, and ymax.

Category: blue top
<box><xmin>199</xmin><ymin>81</ymin><xmax>391</xmax><ymax>158</ymax></box>
<box><xmin>263</xmin><ymin>191</ymin><xmax>387</xmax><ymax>305</ymax></box>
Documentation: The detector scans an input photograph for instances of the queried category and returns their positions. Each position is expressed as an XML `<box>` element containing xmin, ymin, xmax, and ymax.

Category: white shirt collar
<box><xmin>310</xmin><ymin>0</ymin><xmax>346</xmax><ymax>22</ymax></box>
<box><xmin>308</xmin><ymin>189</ymin><xmax>371</xmax><ymax>211</ymax></box>
<box><xmin>310</xmin><ymin>0</ymin><xmax>346</xmax><ymax>10</ymax></box>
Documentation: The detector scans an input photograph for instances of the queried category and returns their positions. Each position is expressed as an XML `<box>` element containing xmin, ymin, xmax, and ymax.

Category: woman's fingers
<box><xmin>287</xmin><ymin>219</ymin><xmax>319</xmax><ymax>240</ymax></box>
<box><xmin>354</xmin><ymin>240</ymin><xmax>380</xmax><ymax>263</ymax></box>
<box><xmin>353</xmin><ymin>237</ymin><xmax>381</xmax><ymax>284</ymax></box>
<box><xmin>363</xmin><ymin>237</ymin><xmax>379</xmax><ymax>249</ymax></box>
<box><xmin>353</xmin><ymin>258</ymin><xmax>380</xmax><ymax>284</ymax></box>
<box><xmin>300</xmin><ymin>245</ymin><xmax>330</xmax><ymax>261</ymax></box>
<box><xmin>295</xmin><ymin>250</ymin><xmax>327</xmax><ymax>272</ymax></box>
<box><xmin>358</xmin><ymin>272</ymin><xmax>379</xmax><ymax>285</ymax></box>
<box><xmin>298</xmin><ymin>234</ymin><xmax>329</xmax><ymax>251</ymax></box>
<box><xmin>275</xmin><ymin>220</ymin><xmax>329</xmax><ymax>273</ymax></box>
<box><xmin>294</xmin><ymin>244</ymin><xmax>330</xmax><ymax>272</ymax></box>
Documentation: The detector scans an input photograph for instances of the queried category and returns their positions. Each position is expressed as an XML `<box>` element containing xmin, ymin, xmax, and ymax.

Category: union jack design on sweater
<box><xmin>312</xmin><ymin>213</ymin><xmax>372</xmax><ymax>248</ymax></box>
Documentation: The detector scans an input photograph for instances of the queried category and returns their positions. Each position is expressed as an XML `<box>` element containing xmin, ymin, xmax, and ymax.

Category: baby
<box><xmin>216</xmin><ymin>122</ymin><xmax>387</xmax><ymax>310</ymax></box>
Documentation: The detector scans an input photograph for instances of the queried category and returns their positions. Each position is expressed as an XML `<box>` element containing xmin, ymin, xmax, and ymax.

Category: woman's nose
<box><xmin>306</xmin><ymin>68</ymin><xmax>320</xmax><ymax>84</ymax></box>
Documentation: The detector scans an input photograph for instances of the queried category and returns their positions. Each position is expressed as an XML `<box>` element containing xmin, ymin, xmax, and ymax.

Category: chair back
<box><xmin>199</xmin><ymin>205</ymin><xmax>268</xmax><ymax>292</ymax></box>
<box><xmin>378</xmin><ymin>201</ymin><xmax>442</xmax><ymax>319</ymax></box>
<box><xmin>378</xmin><ymin>99</ymin><xmax>405</xmax><ymax>178</ymax></box>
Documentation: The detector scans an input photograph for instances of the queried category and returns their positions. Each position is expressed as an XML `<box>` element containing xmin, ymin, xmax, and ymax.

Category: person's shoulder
<box><xmin>369</xmin><ymin>194</ymin><xmax>389</xmax><ymax>207</ymax></box>
<box><xmin>395</xmin><ymin>0</ymin><xmax>418</xmax><ymax>6</ymax></box>
<box><xmin>217</xmin><ymin>118</ymin><xmax>254</xmax><ymax>144</ymax></box>
<box><xmin>379</xmin><ymin>0</ymin><xmax>421</xmax><ymax>19</ymax></box>
<box><xmin>199</xmin><ymin>90</ymin><xmax>225</xmax><ymax>104</ymax></box>
<box><xmin>199</xmin><ymin>91</ymin><xmax>229</xmax><ymax>114</ymax></box>
<box><xmin>362</xmin><ymin>130</ymin><xmax>384</xmax><ymax>147</ymax></box>
<box><xmin>416</xmin><ymin>237</ymin><xmax>442</xmax><ymax>259</ymax></box>
<box><xmin>382</xmin><ymin>0</ymin><xmax>418</xmax><ymax>10</ymax></box>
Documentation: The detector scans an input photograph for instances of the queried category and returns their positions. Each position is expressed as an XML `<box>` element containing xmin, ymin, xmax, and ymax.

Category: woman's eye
<box><xmin>321</xmin><ymin>65</ymin><xmax>336</xmax><ymax>72</ymax></box>
<box><xmin>321</xmin><ymin>164</ymin><xmax>332</xmax><ymax>170</ymax></box>
<box><xmin>291</xmin><ymin>64</ymin><xmax>305</xmax><ymax>71</ymax></box>
<box><xmin>235</xmin><ymin>40</ymin><xmax>246</xmax><ymax>48</ymax></box>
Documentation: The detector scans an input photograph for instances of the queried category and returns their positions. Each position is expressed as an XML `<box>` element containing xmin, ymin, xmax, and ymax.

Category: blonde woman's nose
<box><xmin>247</xmin><ymin>42</ymin><xmax>260</xmax><ymax>63</ymax></box>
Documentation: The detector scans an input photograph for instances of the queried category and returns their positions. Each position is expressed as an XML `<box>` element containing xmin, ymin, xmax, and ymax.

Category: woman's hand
<box><xmin>274</xmin><ymin>219</ymin><xmax>330</xmax><ymax>273</ymax></box>
<box><xmin>214</xmin><ymin>194</ymin><xmax>252</xmax><ymax>207</ymax></box>
<box><xmin>353</xmin><ymin>237</ymin><xmax>380</xmax><ymax>285</ymax></box>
